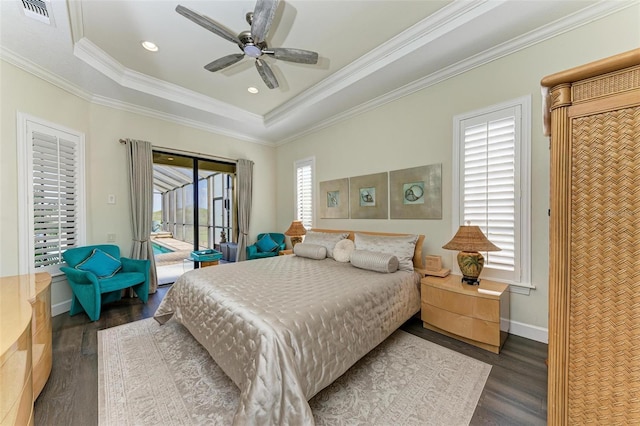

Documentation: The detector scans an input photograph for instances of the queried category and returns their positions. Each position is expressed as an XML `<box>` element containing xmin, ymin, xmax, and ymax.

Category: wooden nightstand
<box><xmin>278</xmin><ymin>249</ymin><xmax>293</xmax><ymax>255</ymax></box>
<box><xmin>421</xmin><ymin>274</ymin><xmax>510</xmax><ymax>354</ymax></box>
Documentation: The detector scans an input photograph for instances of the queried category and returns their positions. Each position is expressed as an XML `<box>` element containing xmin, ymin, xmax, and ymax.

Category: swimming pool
<box><xmin>152</xmin><ymin>242</ymin><xmax>174</xmax><ymax>255</ymax></box>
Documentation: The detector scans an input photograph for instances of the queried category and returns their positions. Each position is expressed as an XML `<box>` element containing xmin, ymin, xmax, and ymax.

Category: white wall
<box><xmin>275</xmin><ymin>6</ymin><xmax>640</xmax><ymax>342</ymax></box>
<box><xmin>1</xmin><ymin>61</ymin><xmax>277</xmax><ymax>311</ymax></box>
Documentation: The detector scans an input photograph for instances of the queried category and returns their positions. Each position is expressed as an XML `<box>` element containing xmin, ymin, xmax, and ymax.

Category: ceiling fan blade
<box><xmin>176</xmin><ymin>5</ymin><xmax>241</xmax><ymax>46</ymax></box>
<box><xmin>255</xmin><ymin>58</ymin><xmax>279</xmax><ymax>89</ymax></box>
<box><xmin>204</xmin><ymin>54</ymin><xmax>245</xmax><ymax>72</ymax></box>
<box><xmin>268</xmin><ymin>48</ymin><xmax>319</xmax><ymax>64</ymax></box>
<box><xmin>251</xmin><ymin>0</ymin><xmax>279</xmax><ymax>43</ymax></box>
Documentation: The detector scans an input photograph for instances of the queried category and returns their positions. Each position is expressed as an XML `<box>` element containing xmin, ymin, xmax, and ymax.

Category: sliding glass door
<box><xmin>200</xmin><ymin>171</ymin><xmax>234</xmax><ymax>249</ymax></box>
<box><xmin>152</xmin><ymin>151</ymin><xmax>236</xmax><ymax>283</ymax></box>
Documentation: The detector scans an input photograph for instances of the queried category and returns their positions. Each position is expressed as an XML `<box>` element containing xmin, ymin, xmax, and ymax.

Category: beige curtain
<box><xmin>125</xmin><ymin>139</ymin><xmax>158</xmax><ymax>293</ymax></box>
<box><xmin>236</xmin><ymin>159</ymin><xmax>254</xmax><ymax>261</ymax></box>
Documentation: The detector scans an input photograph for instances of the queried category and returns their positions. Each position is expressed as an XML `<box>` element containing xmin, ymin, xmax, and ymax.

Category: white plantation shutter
<box><xmin>18</xmin><ymin>114</ymin><xmax>85</xmax><ymax>274</ymax></box>
<box><xmin>32</xmin><ymin>132</ymin><xmax>79</xmax><ymax>267</ymax></box>
<box><xmin>453</xmin><ymin>98</ymin><xmax>531</xmax><ymax>288</ymax></box>
<box><xmin>463</xmin><ymin>113</ymin><xmax>516</xmax><ymax>271</ymax></box>
<box><xmin>295</xmin><ymin>158</ymin><xmax>314</xmax><ymax>229</ymax></box>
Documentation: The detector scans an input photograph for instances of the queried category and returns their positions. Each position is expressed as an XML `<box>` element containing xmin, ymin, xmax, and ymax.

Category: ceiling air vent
<box><xmin>20</xmin><ymin>0</ymin><xmax>55</xmax><ymax>26</ymax></box>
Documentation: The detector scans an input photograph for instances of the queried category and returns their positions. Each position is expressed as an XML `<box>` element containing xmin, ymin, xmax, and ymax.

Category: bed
<box><xmin>154</xmin><ymin>229</ymin><xmax>425</xmax><ymax>425</ymax></box>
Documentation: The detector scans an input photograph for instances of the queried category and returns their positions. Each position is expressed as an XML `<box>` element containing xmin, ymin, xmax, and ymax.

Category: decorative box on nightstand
<box><xmin>421</xmin><ymin>274</ymin><xmax>510</xmax><ymax>354</ymax></box>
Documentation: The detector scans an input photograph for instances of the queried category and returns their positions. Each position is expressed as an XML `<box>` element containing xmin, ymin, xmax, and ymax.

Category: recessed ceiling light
<box><xmin>167</xmin><ymin>157</ymin><xmax>174</xmax><ymax>161</ymax></box>
<box><xmin>247</xmin><ymin>87</ymin><xmax>259</xmax><ymax>94</ymax></box>
<box><xmin>141</xmin><ymin>41</ymin><xmax>158</xmax><ymax>52</ymax></box>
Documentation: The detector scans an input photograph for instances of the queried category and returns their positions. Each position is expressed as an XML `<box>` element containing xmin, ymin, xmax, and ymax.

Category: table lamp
<box><xmin>442</xmin><ymin>224</ymin><xmax>501</xmax><ymax>285</ymax></box>
<box><xmin>284</xmin><ymin>220</ymin><xmax>307</xmax><ymax>247</ymax></box>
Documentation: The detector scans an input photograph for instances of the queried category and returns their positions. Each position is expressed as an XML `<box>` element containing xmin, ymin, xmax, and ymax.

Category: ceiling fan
<box><xmin>176</xmin><ymin>0</ymin><xmax>319</xmax><ymax>89</ymax></box>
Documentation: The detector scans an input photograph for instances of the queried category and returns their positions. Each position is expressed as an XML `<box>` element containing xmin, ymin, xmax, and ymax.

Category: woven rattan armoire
<box><xmin>542</xmin><ymin>48</ymin><xmax>640</xmax><ymax>425</ymax></box>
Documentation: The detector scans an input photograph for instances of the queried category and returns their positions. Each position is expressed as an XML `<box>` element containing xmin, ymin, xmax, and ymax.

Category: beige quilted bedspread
<box><xmin>154</xmin><ymin>254</ymin><xmax>420</xmax><ymax>425</ymax></box>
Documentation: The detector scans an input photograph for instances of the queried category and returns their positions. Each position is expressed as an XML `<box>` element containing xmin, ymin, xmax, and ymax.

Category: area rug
<box><xmin>98</xmin><ymin>318</ymin><xmax>491</xmax><ymax>426</ymax></box>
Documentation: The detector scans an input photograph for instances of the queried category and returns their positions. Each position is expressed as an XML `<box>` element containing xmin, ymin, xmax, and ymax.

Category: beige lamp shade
<box><xmin>284</xmin><ymin>220</ymin><xmax>307</xmax><ymax>247</ymax></box>
<box><xmin>442</xmin><ymin>225</ymin><xmax>501</xmax><ymax>252</ymax></box>
<box><xmin>442</xmin><ymin>225</ymin><xmax>501</xmax><ymax>285</ymax></box>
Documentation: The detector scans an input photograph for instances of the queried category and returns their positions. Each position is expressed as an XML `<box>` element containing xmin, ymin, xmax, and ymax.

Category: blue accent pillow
<box><xmin>255</xmin><ymin>234</ymin><xmax>279</xmax><ymax>253</ymax></box>
<box><xmin>76</xmin><ymin>248</ymin><xmax>122</xmax><ymax>278</ymax></box>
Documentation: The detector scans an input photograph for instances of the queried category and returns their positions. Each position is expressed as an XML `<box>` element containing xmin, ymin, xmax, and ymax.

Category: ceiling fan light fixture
<box><xmin>243</xmin><ymin>44</ymin><xmax>262</xmax><ymax>58</ymax></box>
<box><xmin>247</xmin><ymin>87</ymin><xmax>259</xmax><ymax>94</ymax></box>
<box><xmin>175</xmin><ymin>2</ymin><xmax>318</xmax><ymax>88</ymax></box>
<box><xmin>141</xmin><ymin>41</ymin><xmax>158</xmax><ymax>52</ymax></box>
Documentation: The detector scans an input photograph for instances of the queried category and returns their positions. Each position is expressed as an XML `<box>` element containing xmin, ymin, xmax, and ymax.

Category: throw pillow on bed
<box><xmin>75</xmin><ymin>248</ymin><xmax>122</xmax><ymax>278</ymax></box>
<box><xmin>303</xmin><ymin>231</ymin><xmax>349</xmax><ymax>259</ymax></box>
<box><xmin>256</xmin><ymin>234</ymin><xmax>279</xmax><ymax>253</ymax></box>
<box><xmin>350</xmin><ymin>250</ymin><xmax>399</xmax><ymax>273</ymax></box>
<box><xmin>333</xmin><ymin>238</ymin><xmax>355</xmax><ymax>262</ymax></box>
<box><xmin>354</xmin><ymin>233</ymin><xmax>418</xmax><ymax>271</ymax></box>
<box><xmin>293</xmin><ymin>243</ymin><xmax>327</xmax><ymax>260</ymax></box>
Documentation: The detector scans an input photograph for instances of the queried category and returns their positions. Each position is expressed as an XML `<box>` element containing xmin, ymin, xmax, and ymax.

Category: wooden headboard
<box><xmin>311</xmin><ymin>229</ymin><xmax>425</xmax><ymax>270</ymax></box>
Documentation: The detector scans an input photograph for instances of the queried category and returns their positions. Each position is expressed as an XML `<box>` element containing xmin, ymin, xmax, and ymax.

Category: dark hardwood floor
<box><xmin>35</xmin><ymin>286</ymin><xmax>547</xmax><ymax>425</ymax></box>
<box><xmin>402</xmin><ymin>320</ymin><xmax>548</xmax><ymax>425</ymax></box>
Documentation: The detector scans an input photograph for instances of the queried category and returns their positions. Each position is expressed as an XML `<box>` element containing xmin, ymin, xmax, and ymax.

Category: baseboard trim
<box><xmin>52</xmin><ymin>299</ymin><xmax>72</xmax><ymax>317</ymax></box>
<box><xmin>509</xmin><ymin>320</ymin><xmax>548</xmax><ymax>344</ymax></box>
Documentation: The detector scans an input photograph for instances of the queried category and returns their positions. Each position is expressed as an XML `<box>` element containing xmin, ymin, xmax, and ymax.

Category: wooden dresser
<box><xmin>0</xmin><ymin>273</ymin><xmax>52</xmax><ymax>426</ymax></box>
<box><xmin>542</xmin><ymin>48</ymin><xmax>640</xmax><ymax>424</ymax></box>
<box><xmin>421</xmin><ymin>274</ymin><xmax>510</xmax><ymax>354</ymax></box>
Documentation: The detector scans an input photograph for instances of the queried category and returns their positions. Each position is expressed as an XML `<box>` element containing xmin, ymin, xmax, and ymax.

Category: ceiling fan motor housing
<box><xmin>239</xmin><ymin>31</ymin><xmax>267</xmax><ymax>58</ymax></box>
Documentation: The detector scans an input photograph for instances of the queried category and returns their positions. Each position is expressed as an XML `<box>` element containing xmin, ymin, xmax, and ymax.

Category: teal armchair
<box><xmin>246</xmin><ymin>233</ymin><xmax>286</xmax><ymax>260</ymax></box>
<box><xmin>60</xmin><ymin>244</ymin><xmax>150</xmax><ymax>321</ymax></box>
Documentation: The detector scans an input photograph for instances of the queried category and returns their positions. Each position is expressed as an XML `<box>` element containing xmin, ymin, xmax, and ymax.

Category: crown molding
<box><xmin>66</xmin><ymin>0</ymin><xmax>84</xmax><ymax>43</ymax></box>
<box><xmin>4</xmin><ymin>0</ymin><xmax>634</xmax><ymax>149</ymax></box>
<box><xmin>91</xmin><ymin>95</ymin><xmax>271</xmax><ymax>146</ymax></box>
<box><xmin>0</xmin><ymin>47</ymin><xmax>92</xmax><ymax>102</ymax></box>
<box><xmin>264</xmin><ymin>0</ymin><xmax>503</xmax><ymax>128</ymax></box>
<box><xmin>275</xmin><ymin>0</ymin><xmax>635</xmax><ymax>146</ymax></box>
<box><xmin>73</xmin><ymin>38</ymin><xmax>263</xmax><ymax>126</ymax></box>
<box><xmin>0</xmin><ymin>47</ymin><xmax>271</xmax><ymax>146</ymax></box>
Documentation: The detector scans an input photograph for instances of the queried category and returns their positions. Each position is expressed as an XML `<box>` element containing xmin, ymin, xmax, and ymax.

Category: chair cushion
<box><xmin>99</xmin><ymin>272</ymin><xmax>146</xmax><ymax>293</ymax></box>
<box><xmin>76</xmin><ymin>248</ymin><xmax>122</xmax><ymax>278</ymax></box>
<box><xmin>251</xmin><ymin>251</ymin><xmax>279</xmax><ymax>259</ymax></box>
<box><xmin>256</xmin><ymin>234</ymin><xmax>279</xmax><ymax>253</ymax></box>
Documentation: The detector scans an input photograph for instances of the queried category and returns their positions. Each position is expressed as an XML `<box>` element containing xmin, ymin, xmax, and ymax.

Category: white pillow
<box><xmin>333</xmin><ymin>239</ymin><xmax>355</xmax><ymax>263</ymax></box>
<box><xmin>303</xmin><ymin>231</ymin><xmax>349</xmax><ymax>259</ymax></box>
<box><xmin>350</xmin><ymin>250</ymin><xmax>399</xmax><ymax>273</ymax></box>
<box><xmin>354</xmin><ymin>233</ymin><xmax>418</xmax><ymax>271</ymax></box>
<box><xmin>293</xmin><ymin>243</ymin><xmax>327</xmax><ymax>260</ymax></box>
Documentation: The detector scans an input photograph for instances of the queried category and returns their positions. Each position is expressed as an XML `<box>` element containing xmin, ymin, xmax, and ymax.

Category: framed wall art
<box><xmin>390</xmin><ymin>164</ymin><xmax>442</xmax><ymax>219</ymax></box>
<box><xmin>349</xmin><ymin>172</ymin><xmax>388</xmax><ymax>219</ymax></box>
<box><xmin>319</xmin><ymin>178</ymin><xmax>349</xmax><ymax>219</ymax></box>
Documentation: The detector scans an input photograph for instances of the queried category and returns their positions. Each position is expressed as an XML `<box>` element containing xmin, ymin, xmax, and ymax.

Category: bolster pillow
<box><xmin>293</xmin><ymin>243</ymin><xmax>327</xmax><ymax>260</ymax></box>
<box><xmin>350</xmin><ymin>250</ymin><xmax>399</xmax><ymax>273</ymax></box>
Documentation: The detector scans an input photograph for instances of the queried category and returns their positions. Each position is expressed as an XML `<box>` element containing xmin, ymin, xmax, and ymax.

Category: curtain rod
<box><xmin>119</xmin><ymin>139</ymin><xmax>237</xmax><ymax>164</ymax></box>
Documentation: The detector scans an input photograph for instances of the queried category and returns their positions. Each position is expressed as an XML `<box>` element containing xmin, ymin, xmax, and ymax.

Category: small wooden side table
<box><xmin>421</xmin><ymin>274</ymin><xmax>510</xmax><ymax>354</ymax></box>
<box><xmin>279</xmin><ymin>249</ymin><xmax>293</xmax><ymax>256</ymax></box>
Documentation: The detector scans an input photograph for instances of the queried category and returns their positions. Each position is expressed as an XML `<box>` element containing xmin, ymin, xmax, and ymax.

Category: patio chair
<box><xmin>60</xmin><ymin>244</ymin><xmax>150</xmax><ymax>321</ymax></box>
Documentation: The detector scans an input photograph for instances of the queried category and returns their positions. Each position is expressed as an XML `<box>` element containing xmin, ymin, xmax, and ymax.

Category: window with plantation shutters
<box><xmin>453</xmin><ymin>97</ymin><xmax>531</xmax><ymax>289</ymax></box>
<box><xmin>18</xmin><ymin>114</ymin><xmax>85</xmax><ymax>275</ymax></box>
<box><xmin>294</xmin><ymin>157</ymin><xmax>314</xmax><ymax>230</ymax></box>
